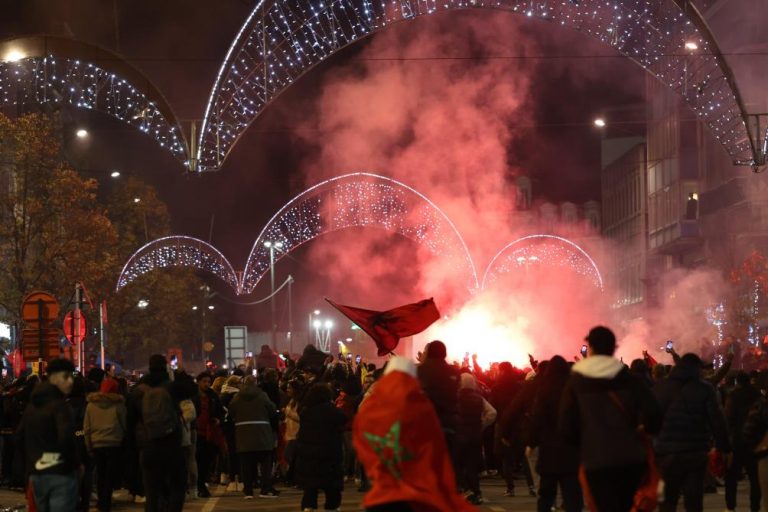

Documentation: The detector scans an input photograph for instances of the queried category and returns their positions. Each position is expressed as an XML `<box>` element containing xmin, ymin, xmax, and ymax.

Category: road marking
<box><xmin>489</xmin><ymin>507</ymin><xmax>505</xmax><ymax>511</ymax></box>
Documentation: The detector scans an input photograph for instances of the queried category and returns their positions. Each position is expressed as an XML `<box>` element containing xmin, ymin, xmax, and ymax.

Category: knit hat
<box><xmin>100</xmin><ymin>377</ymin><xmax>119</xmax><ymax>394</ymax></box>
<box><xmin>46</xmin><ymin>358</ymin><xmax>75</xmax><ymax>376</ymax></box>
<box><xmin>148</xmin><ymin>354</ymin><xmax>167</xmax><ymax>372</ymax></box>
<box><xmin>353</xmin><ymin>365</ymin><xmax>477</xmax><ymax>512</ymax></box>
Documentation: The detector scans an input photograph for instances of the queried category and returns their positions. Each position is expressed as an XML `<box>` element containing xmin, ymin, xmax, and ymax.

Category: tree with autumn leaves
<box><xmin>0</xmin><ymin>113</ymin><xmax>218</xmax><ymax>366</ymax></box>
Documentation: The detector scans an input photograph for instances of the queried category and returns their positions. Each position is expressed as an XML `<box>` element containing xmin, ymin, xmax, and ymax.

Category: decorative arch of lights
<box><xmin>482</xmin><ymin>234</ymin><xmax>603</xmax><ymax>290</ymax></box>
<box><xmin>115</xmin><ymin>173</ymin><xmax>478</xmax><ymax>296</ymax></box>
<box><xmin>116</xmin><ymin>236</ymin><xmax>240</xmax><ymax>294</ymax></box>
<box><xmin>0</xmin><ymin>36</ymin><xmax>188</xmax><ymax>163</ymax></box>
<box><xmin>197</xmin><ymin>0</ymin><xmax>764</xmax><ymax>172</ymax></box>
<box><xmin>241</xmin><ymin>172</ymin><xmax>478</xmax><ymax>294</ymax></box>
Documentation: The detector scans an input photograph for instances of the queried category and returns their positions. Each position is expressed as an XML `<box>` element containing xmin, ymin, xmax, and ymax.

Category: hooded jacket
<box><xmin>17</xmin><ymin>382</ymin><xmax>78</xmax><ymax>476</ymax></box>
<box><xmin>227</xmin><ymin>383</ymin><xmax>277</xmax><ymax>452</ymax></box>
<box><xmin>559</xmin><ymin>355</ymin><xmax>661</xmax><ymax>471</ymax></box>
<box><xmin>84</xmin><ymin>392</ymin><xmax>126</xmax><ymax>451</ymax></box>
<box><xmin>653</xmin><ymin>361</ymin><xmax>730</xmax><ymax>455</ymax></box>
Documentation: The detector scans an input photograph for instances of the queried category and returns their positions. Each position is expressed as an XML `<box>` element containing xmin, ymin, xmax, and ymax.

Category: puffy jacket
<box><xmin>227</xmin><ymin>383</ymin><xmax>277</xmax><ymax>453</ymax></box>
<box><xmin>17</xmin><ymin>382</ymin><xmax>78</xmax><ymax>476</ymax></box>
<box><xmin>654</xmin><ymin>361</ymin><xmax>730</xmax><ymax>455</ymax></box>
<box><xmin>417</xmin><ymin>358</ymin><xmax>459</xmax><ymax>433</ymax></box>
<box><xmin>559</xmin><ymin>355</ymin><xmax>661</xmax><ymax>471</ymax></box>
<box><xmin>83</xmin><ymin>392</ymin><xmax>126</xmax><ymax>451</ymax></box>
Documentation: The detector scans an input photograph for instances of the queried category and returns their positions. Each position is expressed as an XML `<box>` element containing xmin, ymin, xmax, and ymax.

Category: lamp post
<box><xmin>193</xmin><ymin>285</ymin><xmax>215</xmax><ymax>362</ymax></box>
<box><xmin>264</xmin><ymin>241</ymin><xmax>283</xmax><ymax>350</ymax></box>
<box><xmin>308</xmin><ymin>309</ymin><xmax>320</xmax><ymax>344</ymax></box>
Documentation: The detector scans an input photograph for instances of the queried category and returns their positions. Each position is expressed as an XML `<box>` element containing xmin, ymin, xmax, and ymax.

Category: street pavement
<box><xmin>0</xmin><ymin>477</ymin><xmax>754</xmax><ymax>511</ymax></box>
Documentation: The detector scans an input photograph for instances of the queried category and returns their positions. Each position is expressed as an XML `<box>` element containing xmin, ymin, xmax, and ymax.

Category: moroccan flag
<box><xmin>353</xmin><ymin>366</ymin><xmax>478</xmax><ymax>511</ymax></box>
<box><xmin>326</xmin><ymin>298</ymin><xmax>440</xmax><ymax>356</ymax></box>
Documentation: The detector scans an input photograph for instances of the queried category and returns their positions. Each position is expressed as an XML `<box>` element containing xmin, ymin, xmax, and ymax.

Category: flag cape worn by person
<box><xmin>353</xmin><ymin>357</ymin><xmax>477</xmax><ymax>512</ymax></box>
<box><xmin>326</xmin><ymin>298</ymin><xmax>440</xmax><ymax>356</ymax></box>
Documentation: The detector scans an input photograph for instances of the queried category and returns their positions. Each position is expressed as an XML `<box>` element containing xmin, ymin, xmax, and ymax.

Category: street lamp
<box><xmin>685</xmin><ymin>41</ymin><xmax>698</xmax><ymax>51</ymax></box>
<box><xmin>313</xmin><ymin>318</ymin><xmax>333</xmax><ymax>352</ymax></box>
<box><xmin>192</xmin><ymin>306</ymin><xmax>198</xmax><ymax>311</ymax></box>
<box><xmin>110</xmin><ymin>170</ymin><xmax>121</xmax><ymax>178</ymax></box>
<box><xmin>137</xmin><ymin>299</ymin><xmax>149</xmax><ymax>309</ymax></box>
<box><xmin>76</xmin><ymin>128</ymin><xmax>89</xmax><ymax>139</ymax></box>
<box><xmin>208</xmin><ymin>305</ymin><xmax>215</xmax><ymax>310</ymax></box>
<box><xmin>2</xmin><ymin>50</ymin><xmax>25</xmax><ymax>62</ymax></box>
<box><xmin>593</xmin><ymin>118</ymin><xmax>606</xmax><ymax>128</ymax></box>
<box><xmin>264</xmin><ymin>240</ymin><xmax>284</xmax><ymax>350</ymax></box>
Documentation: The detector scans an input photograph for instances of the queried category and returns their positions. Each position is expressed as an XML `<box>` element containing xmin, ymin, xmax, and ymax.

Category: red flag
<box><xmin>326</xmin><ymin>298</ymin><xmax>441</xmax><ymax>356</ymax></box>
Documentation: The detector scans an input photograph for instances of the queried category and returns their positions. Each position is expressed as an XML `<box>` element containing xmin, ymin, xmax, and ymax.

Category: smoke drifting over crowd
<box><xmin>293</xmin><ymin>12</ymin><xmax>728</xmax><ymax>366</ymax></box>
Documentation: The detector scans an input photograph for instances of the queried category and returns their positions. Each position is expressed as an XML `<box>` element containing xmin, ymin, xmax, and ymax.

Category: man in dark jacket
<box><xmin>417</xmin><ymin>341</ymin><xmax>459</xmax><ymax>446</ymax></box>
<box><xmin>724</xmin><ymin>371</ymin><xmax>761</xmax><ymax>511</ymax></box>
<box><xmin>18</xmin><ymin>358</ymin><xmax>79</xmax><ymax>512</ymax></box>
<box><xmin>128</xmin><ymin>354</ymin><xmax>186</xmax><ymax>511</ymax></box>
<box><xmin>559</xmin><ymin>326</ymin><xmax>661</xmax><ymax>512</ymax></box>
<box><xmin>228</xmin><ymin>376</ymin><xmax>279</xmax><ymax>498</ymax></box>
<box><xmin>654</xmin><ymin>353</ymin><xmax>731</xmax><ymax>512</ymax></box>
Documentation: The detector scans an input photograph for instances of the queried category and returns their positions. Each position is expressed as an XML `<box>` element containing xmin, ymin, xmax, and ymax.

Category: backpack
<box><xmin>139</xmin><ymin>384</ymin><xmax>179</xmax><ymax>442</ymax></box>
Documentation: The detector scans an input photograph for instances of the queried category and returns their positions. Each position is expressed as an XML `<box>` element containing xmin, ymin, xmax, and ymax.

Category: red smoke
<box><xmin>293</xmin><ymin>12</ymin><xmax>727</xmax><ymax>366</ymax></box>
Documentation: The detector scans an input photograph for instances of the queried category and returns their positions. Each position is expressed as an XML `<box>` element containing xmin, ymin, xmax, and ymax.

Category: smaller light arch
<box><xmin>482</xmin><ymin>234</ymin><xmax>603</xmax><ymax>290</ymax></box>
<box><xmin>116</xmin><ymin>236</ymin><xmax>240</xmax><ymax>294</ymax></box>
<box><xmin>240</xmin><ymin>172</ymin><xmax>478</xmax><ymax>295</ymax></box>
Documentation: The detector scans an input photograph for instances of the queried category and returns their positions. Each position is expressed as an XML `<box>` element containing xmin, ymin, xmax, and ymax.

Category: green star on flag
<box><xmin>363</xmin><ymin>420</ymin><xmax>413</xmax><ymax>480</ymax></box>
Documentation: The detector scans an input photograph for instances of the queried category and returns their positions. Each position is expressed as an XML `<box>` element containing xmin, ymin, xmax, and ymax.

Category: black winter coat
<box><xmin>725</xmin><ymin>383</ymin><xmax>762</xmax><ymax>448</ymax></box>
<box><xmin>653</xmin><ymin>363</ymin><xmax>730</xmax><ymax>455</ymax></box>
<box><xmin>529</xmin><ymin>381</ymin><xmax>579</xmax><ymax>475</ymax></box>
<box><xmin>560</xmin><ymin>356</ymin><xmax>661</xmax><ymax>471</ymax></box>
<box><xmin>295</xmin><ymin>401</ymin><xmax>346</xmax><ymax>489</ymax></box>
<box><xmin>489</xmin><ymin>374</ymin><xmax>522</xmax><ymax>417</ymax></box>
<box><xmin>456</xmin><ymin>388</ymin><xmax>484</xmax><ymax>445</ymax></box>
<box><xmin>16</xmin><ymin>382</ymin><xmax>78</xmax><ymax>476</ymax></box>
<box><xmin>417</xmin><ymin>359</ymin><xmax>459</xmax><ymax>433</ymax></box>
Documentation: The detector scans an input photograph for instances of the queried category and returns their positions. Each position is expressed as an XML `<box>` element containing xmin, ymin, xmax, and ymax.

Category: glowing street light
<box><xmin>313</xmin><ymin>319</ymin><xmax>322</xmax><ymax>329</ymax></box>
<box><xmin>110</xmin><ymin>170</ymin><xmax>121</xmax><ymax>178</ymax></box>
<box><xmin>685</xmin><ymin>41</ymin><xmax>699</xmax><ymax>51</ymax></box>
<box><xmin>313</xmin><ymin>310</ymin><xmax>320</xmax><ymax>315</ymax></box>
<box><xmin>137</xmin><ymin>299</ymin><xmax>149</xmax><ymax>309</ymax></box>
<box><xmin>133</xmin><ymin>197</ymin><xmax>141</xmax><ymax>203</ymax></box>
<box><xmin>3</xmin><ymin>50</ymin><xmax>25</xmax><ymax>62</ymax></box>
<box><xmin>208</xmin><ymin>305</ymin><xmax>215</xmax><ymax>310</ymax></box>
<box><xmin>76</xmin><ymin>128</ymin><xmax>89</xmax><ymax>138</ymax></box>
<box><xmin>324</xmin><ymin>320</ymin><xmax>333</xmax><ymax>329</ymax></box>
<box><xmin>192</xmin><ymin>306</ymin><xmax>198</xmax><ymax>311</ymax></box>
<box><xmin>593</xmin><ymin>118</ymin><xmax>606</xmax><ymax>128</ymax></box>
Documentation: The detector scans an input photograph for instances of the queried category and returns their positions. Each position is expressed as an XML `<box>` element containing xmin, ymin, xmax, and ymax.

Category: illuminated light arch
<box><xmin>0</xmin><ymin>36</ymin><xmax>188</xmax><ymax>163</ymax></box>
<box><xmin>116</xmin><ymin>236</ymin><xmax>240</xmax><ymax>293</ymax></box>
<box><xmin>482</xmin><ymin>234</ymin><xmax>603</xmax><ymax>290</ymax></box>
<box><xmin>197</xmin><ymin>0</ymin><xmax>763</xmax><ymax>172</ymax></box>
<box><xmin>240</xmin><ymin>172</ymin><xmax>478</xmax><ymax>295</ymax></box>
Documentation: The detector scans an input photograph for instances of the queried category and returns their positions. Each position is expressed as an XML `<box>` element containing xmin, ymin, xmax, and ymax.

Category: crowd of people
<box><xmin>0</xmin><ymin>330</ymin><xmax>767</xmax><ymax>512</ymax></box>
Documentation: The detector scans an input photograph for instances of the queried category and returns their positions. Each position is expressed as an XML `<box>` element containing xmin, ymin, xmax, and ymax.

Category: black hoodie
<box><xmin>17</xmin><ymin>382</ymin><xmax>78</xmax><ymax>476</ymax></box>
